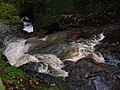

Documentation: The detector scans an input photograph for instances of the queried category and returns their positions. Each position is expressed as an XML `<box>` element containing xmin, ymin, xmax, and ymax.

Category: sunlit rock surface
<box><xmin>3</xmin><ymin>32</ymin><xmax>105</xmax><ymax>77</ymax></box>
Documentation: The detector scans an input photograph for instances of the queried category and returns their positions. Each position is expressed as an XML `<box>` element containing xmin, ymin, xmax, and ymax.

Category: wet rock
<box><xmin>117</xmin><ymin>62</ymin><xmax>120</xmax><ymax>68</ymax></box>
<box><xmin>21</xmin><ymin>62</ymin><xmax>49</xmax><ymax>73</ymax></box>
<box><xmin>91</xmin><ymin>76</ymin><xmax>117</xmax><ymax>90</ymax></box>
<box><xmin>115</xmin><ymin>73</ymin><xmax>120</xmax><ymax>80</ymax></box>
<box><xmin>96</xmin><ymin>43</ymin><xmax>120</xmax><ymax>67</ymax></box>
<box><xmin>0</xmin><ymin>21</ymin><xmax>12</xmax><ymax>40</ymax></box>
<box><xmin>0</xmin><ymin>41</ymin><xmax>3</xmax><ymax>48</ymax></box>
<box><xmin>35</xmin><ymin>59</ymin><xmax>120</xmax><ymax>90</ymax></box>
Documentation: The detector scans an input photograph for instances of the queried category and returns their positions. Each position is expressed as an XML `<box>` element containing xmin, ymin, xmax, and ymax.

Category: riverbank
<box><xmin>0</xmin><ymin>48</ymin><xmax>65</xmax><ymax>89</ymax></box>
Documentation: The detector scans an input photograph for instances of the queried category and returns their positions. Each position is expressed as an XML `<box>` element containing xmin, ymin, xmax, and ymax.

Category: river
<box><xmin>0</xmin><ymin>21</ymin><xmax>120</xmax><ymax>90</ymax></box>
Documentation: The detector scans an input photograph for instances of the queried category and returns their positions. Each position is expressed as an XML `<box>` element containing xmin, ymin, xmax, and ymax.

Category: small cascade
<box><xmin>3</xmin><ymin>33</ymin><xmax>105</xmax><ymax>77</ymax></box>
<box><xmin>22</xmin><ymin>16</ymin><xmax>34</xmax><ymax>33</ymax></box>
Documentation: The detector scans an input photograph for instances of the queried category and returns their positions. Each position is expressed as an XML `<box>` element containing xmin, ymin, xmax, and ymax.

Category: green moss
<box><xmin>0</xmin><ymin>0</ymin><xmax>21</xmax><ymax>25</ymax></box>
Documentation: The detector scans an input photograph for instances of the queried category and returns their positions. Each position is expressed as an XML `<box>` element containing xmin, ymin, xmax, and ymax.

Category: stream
<box><xmin>0</xmin><ymin>21</ymin><xmax>120</xmax><ymax>90</ymax></box>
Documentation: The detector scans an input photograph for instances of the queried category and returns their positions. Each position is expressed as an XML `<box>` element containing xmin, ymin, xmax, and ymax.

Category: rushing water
<box><xmin>3</xmin><ymin>32</ymin><xmax>105</xmax><ymax>77</ymax></box>
<box><xmin>0</xmin><ymin>21</ymin><xmax>120</xmax><ymax>90</ymax></box>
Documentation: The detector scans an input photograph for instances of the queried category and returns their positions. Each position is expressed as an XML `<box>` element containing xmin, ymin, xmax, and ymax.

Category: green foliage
<box><xmin>2</xmin><ymin>0</ymin><xmax>119</xmax><ymax>28</ymax></box>
<box><xmin>43</xmin><ymin>0</ymin><xmax>74</xmax><ymax>15</ymax></box>
<box><xmin>33</xmin><ymin>0</ymin><xmax>75</xmax><ymax>28</ymax></box>
<box><xmin>10</xmin><ymin>0</ymin><xmax>32</xmax><ymax>12</ymax></box>
<box><xmin>0</xmin><ymin>0</ymin><xmax>21</xmax><ymax>25</ymax></box>
<box><xmin>34</xmin><ymin>0</ymin><xmax>120</xmax><ymax>28</ymax></box>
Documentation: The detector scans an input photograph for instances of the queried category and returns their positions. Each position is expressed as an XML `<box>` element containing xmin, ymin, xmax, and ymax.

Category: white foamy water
<box><xmin>3</xmin><ymin>40</ymin><xmax>30</xmax><ymax>65</ymax></box>
<box><xmin>23</xmin><ymin>24</ymin><xmax>33</xmax><ymax>33</ymax></box>
<box><xmin>3</xmin><ymin>33</ymin><xmax>105</xmax><ymax>77</ymax></box>
<box><xmin>34</xmin><ymin>54</ymin><xmax>64</xmax><ymax>69</ymax></box>
<box><xmin>22</xmin><ymin>17</ymin><xmax>34</xmax><ymax>33</ymax></box>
